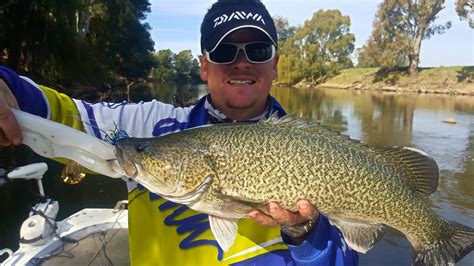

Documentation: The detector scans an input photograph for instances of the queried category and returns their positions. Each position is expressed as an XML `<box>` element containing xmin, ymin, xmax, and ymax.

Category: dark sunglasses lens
<box><xmin>209</xmin><ymin>44</ymin><xmax>237</xmax><ymax>63</ymax></box>
<box><xmin>245</xmin><ymin>43</ymin><xmax>274</xmax><ymax>62</ymax></box>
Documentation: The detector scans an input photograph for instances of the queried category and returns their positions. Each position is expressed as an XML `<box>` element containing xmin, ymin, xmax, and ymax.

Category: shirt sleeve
<box><xmin>282</xmin><ymin>215</ymin><xmax>359</xmax><ymax>265</ymax></box>
<box><xmin>0</xmin><ymin>65</ymin><xmax>194</xmax><ymax>138</ymax></box>
<box><xmin>73</xmin><ymin>99</ymin><xmax>193</xmax><ymax>139</ymax></box>
<box><xmin>0</xmin><ymin>66</ymin><xmax>50</xmax><ymax>118</ymax></box>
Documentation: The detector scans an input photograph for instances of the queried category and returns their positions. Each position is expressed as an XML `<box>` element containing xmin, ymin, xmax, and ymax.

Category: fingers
<box><xmin>248</xmin><ymin>200</ymin><xmax>319</xmax><ymax>227</ymax></box>
<box><xmin>249</xmin><ymin>210</ymin><xmax>278</xmax><ymax>226</ymax></box>
<box><xmin>0</xmin><ymin>79</ymin><xmax>22</xmax><ymax>146</ymax></box>
<box><xmin>295</xmin><ymin>200</ymin><xmax>318</xmax><ymax>220</ymax></box>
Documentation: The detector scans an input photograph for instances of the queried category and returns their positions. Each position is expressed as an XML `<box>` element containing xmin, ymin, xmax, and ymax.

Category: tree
<box><xmin>174</xmin><ymin>50</ymin><xmax>200</xmax><ymax>82</ymax></box>
<box><xmin>273</xmin><ymin>16</ymin><xmax>297</xmax><ymax>43</ymax></box>
<box><xmin>280</xmin><ymin>10</ymin><xmax>354</xmax><ymax>84</ymax></box>
<box><xmin>274</xmin><ymin>16</ymin><xmax>302</xmax><ymax>84</ymax></box>
<box><xmin>152</xmin><ymin>49</ymin><xmax>176</xmax><ymax>81</ymax></box>
<box><xmin>358</xmin><ymin>0</ymin><xmax>451</xmax><ymax>76</ymax></box>
<box><xmin>150</xmin><ymin>49</ymin><xmax>200</xmax><ymax>83</ymax></box>
<box><xmin>456</xmin><ymin>0</ymin><xmax>474</xmax><ymax>28</ymax></box>
<box><xmin>88</xmin><ymin>0</ymin><xmax>156</xmax><ymax>82</ymax></box>
<box><xmin>0</xmin><ymin>0</ymin><xmax>156</xmax><ymax>87</ymax></box>
<box><xmin>357</xmin><ymin>2</ymin><xmax>411</xmax><ymax>69</ymax></box>
<box><xmin>277</xmin><ymin>40</ymin><xmax>305</xmax><ymax>84</ymax></box>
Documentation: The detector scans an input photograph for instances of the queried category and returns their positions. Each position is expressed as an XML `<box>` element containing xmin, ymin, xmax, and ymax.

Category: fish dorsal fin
<box><xmin>263</xmin><ymin>114</ymin><xmax>366</xmax><ymax>146</ymax></box>
<box><xmin>379</xmin><ymin>146</ymin><xmax>439</xmax><ymax>196</ymax></box>
<box><xmin>264</xmin><ymin>113</ymin><xmax>319</xmax><ymax>130</ymax></box>
<box><xmin>209</xmin><ymin>215</ymin><xmax>238</xmax><ymax>252</ymax></box>
<box><xmin>329</xmin><ymin>218</ymin><xmax>387</xmax><ymax>254</ymax></box>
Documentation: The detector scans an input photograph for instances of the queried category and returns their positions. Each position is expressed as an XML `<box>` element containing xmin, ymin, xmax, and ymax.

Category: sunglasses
<box><xmin>204</xmin><ymin>42</ymin><xmax>276</xmax><ymax>64</ymax></box>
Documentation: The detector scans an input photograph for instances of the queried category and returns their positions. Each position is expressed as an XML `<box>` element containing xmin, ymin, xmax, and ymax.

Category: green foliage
<box><xmin>456</xmin><ymin>0</ymin><xmax>474</xmax><ymax>28</ymax></box>
<box><xmin>152</xmin><ymin>49</ymin><xmax>176</xmax><ymax>81</ymax></box>
<box><xmin>357</xmin><ymin>1</ymin><xmax>411</xmax><ymax>68</ymax></box>
<box><xmin>150</xmin><ymin>49</ymin><xmax>201</xmax><ymax>83</ymax></box>
<box><xmin>278</xmin><ymin>41</ymin><xmax>305</xmax><ymax>84</ymax></box>
<box><xmin>174</xmin><ymin>50</ymin><xmax>200</xmax><ymax>82</ymax></box>
<box><xmin>273</xmin><ymin>16</ymin><xmax>297</xmax><ymax>43</ymax></box>
<box><xmin>277</xmin><ymin>9</ymin><xmax>355</xmax><ymax>85</ymax></box>
<box><xmin>0</xmin><ymin>0</ymin><xmax>155</xmax><ymax>88</ymax></box>
<box><xmin>357</xmin><ymin>0</ymin><xmax>450</xmax><ymax>75</ymax></box>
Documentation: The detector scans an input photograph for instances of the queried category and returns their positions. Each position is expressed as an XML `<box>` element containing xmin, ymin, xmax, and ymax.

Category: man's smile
<box><xmin>227</xmin><ymin>79</ymin><xmax>256</xmax><ymax>85</ymax></box>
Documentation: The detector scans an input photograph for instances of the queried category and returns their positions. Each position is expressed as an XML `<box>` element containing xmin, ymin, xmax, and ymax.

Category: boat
<box><xmin>0</xmin><ymin>163</ymin><xmax>129</xmax><ymax>265</ymax></box>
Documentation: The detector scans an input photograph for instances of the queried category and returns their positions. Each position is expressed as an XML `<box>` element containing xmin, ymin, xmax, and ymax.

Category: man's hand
<box><xmin>249</xmin><ymin>200</ymin><xmax>319</xmax><ymax>244</ymax></box>
<box><xmin>0</xmin><ymin>78</ymin><xmax>22</xmax><ymax>146</ymax></box>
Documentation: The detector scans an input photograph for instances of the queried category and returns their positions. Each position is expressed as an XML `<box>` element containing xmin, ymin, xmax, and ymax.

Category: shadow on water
<box><xmin>1</xmin><ymin>84</ymin><xmax>473</xmax><ymax>264</ymax></box>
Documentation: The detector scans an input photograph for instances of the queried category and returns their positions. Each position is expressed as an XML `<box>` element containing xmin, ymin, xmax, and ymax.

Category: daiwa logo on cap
<box><xmin>213</xmin><ymin>12</ymin><xmax>266</xmax><ymax>28</ymax></box>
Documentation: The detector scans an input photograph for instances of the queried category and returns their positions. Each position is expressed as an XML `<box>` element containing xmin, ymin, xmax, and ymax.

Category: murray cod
<box><xmin>112</xmin><ymin>115</ymin><xmax>474</xmax><ymax>265</ymax></box>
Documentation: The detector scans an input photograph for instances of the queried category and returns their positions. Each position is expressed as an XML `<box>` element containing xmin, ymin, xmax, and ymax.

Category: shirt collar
<box><xmin>204</xmin><ymin>95</ymin><xmax>271</xmax><ymax>124</ymax></box>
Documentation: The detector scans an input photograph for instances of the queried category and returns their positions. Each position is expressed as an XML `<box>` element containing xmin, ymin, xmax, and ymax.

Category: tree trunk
<box><xmin>77</xmin><ymin>0</ymin><xmax>95</xmax><ymax>39</ymax></box>
<box><xmin>409</xmin><ymin>28</ymin><xmax>424</xmax><ymax>77</ymax></box>
<box><xmin>126</xmin><ymin>81</ymin><xmax>135</xmax><ymax>103</ymax></box>
<box><xmin>7</xmin><ymin>0</ymin><xmax>36</xmax><ymax>71</ymax></box>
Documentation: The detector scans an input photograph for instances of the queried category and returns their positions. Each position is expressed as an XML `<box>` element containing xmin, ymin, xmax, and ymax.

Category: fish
<box><xmin>114</xmin><ymin>115</ymin><xmax>472</xmax><ymax>265</ymax></box>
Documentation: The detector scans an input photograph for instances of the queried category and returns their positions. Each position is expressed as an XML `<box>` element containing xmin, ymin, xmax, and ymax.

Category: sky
<box><xmin>146</xmin><ymin>0</ymin><xmax>473</xmax><ymax>67</ymax></box>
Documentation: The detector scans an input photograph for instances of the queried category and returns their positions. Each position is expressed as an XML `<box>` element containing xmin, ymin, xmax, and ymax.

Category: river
<box><xmin>0</xmin><ymin>83</ymin><xmax>473</xmax><ymax>264</ymax></box>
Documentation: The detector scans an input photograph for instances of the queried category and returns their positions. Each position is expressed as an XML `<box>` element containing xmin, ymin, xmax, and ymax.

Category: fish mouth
<box><xmin>112</xmin><ymin>147</ymin><xmax>139</xmax><ymax>178</ymax></box>
<box><xmin>108</xmin><ymin>159</ymin><xmax>128</xmax><ymax>177</ymax></box>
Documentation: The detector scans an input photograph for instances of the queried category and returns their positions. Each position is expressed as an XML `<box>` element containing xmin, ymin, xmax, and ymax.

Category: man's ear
<box><xmin>272</xmin><ymin>53</ymin><xmax>280</xmax><ymax>80</ymax></box>
<box><xmin>199</xmin><ymin>56</ymin><xmax>208</xmax><ymax>81</ymax></box>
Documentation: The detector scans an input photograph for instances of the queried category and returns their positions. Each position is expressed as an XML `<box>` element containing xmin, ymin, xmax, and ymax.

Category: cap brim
<box><xmin>205</xmin><ymin>24</ymin><xmax>278</xmax><ymax>53</ymax></box>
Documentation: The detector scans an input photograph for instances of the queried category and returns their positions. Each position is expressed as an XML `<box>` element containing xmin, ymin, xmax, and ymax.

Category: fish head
<box><xmin>113</xmin><ymin>136</ymin><xmax>214</xmax><ymax>199</ymax></box>
<box><xmin>113</xmin><ymin>138</ymin><xmax>186</xmax><ymax>195</ymax></box>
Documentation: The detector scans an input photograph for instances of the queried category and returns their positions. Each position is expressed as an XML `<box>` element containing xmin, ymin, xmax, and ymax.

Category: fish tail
<box><xmin>414</xmin><ymin>222</ymin><xmax>474</xmax><ymax>265</ymax></box>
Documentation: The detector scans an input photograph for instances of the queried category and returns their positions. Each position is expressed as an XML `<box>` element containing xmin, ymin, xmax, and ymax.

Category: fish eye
<box><xmin>135</xmin><ymin>143</ymin><xmax>147</xmax><ymax>153</ymax></box>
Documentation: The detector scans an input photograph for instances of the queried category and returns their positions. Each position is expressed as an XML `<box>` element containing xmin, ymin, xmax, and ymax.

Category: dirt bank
<box><xmin>296</xmin><ymin>67</ymin><xmax>474</xmax><ymax>96</ymax></box>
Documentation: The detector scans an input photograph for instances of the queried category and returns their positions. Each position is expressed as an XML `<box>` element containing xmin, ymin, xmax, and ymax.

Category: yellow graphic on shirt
<box><xmin>128</xmin><ymin>189</ymin><xmax>288</xmax><ymax>265</ymax></box>
<box><xmin>39</xmin><ymin>85</ymin><xmax>84</xmax><ymax>131</ymax></box>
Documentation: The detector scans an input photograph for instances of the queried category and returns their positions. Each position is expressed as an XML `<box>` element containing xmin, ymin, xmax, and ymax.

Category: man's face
<box><xmin>199</xmin><ymin>28</ymin><xmax>279</xmax><ymax>120</ymax></box>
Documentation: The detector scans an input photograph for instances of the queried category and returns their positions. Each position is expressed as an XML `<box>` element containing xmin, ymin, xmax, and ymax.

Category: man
<box><xmin>0</xmin><ymin>0</ymin><xmax>358</xmax><ymax>264</ymax></box>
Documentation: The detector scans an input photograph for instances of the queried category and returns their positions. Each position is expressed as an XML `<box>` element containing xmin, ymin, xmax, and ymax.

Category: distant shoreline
<box><xmin>292</xmin><ymin>66</ymin><xmax>474</xmax><ymax>96</ymax></box>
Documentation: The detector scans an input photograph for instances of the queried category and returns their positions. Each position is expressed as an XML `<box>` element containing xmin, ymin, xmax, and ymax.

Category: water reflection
<box><xmin>271</xmin><ymin>87</ymin><xmax>473</xmax><ymax>217</ymax></box>
<box><xmin>271</xmin><ymin>86</ymin><xmax>474</xmax><ymax>265</ymax></box>
<box><xmin>0</xmin><ymin>84</ymin><xmax>473</xmax><ymax>264</ymax></box>
<box><xmin>131</xmin><ymin>83</ymin><xmax>208</xmax><ymax>107</ymax></box>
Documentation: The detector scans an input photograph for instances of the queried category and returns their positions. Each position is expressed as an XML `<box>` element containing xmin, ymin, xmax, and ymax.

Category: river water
<box><xmin>0</xmin><ymin>83</ymin><xmax>473</xmax><ymax>264</ymax></box>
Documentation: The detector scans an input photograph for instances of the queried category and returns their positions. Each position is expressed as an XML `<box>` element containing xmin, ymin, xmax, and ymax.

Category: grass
<box><xmin>322</xmin><ymin>66</ymin><xmax>473</xmax><ymax>88</ymax></box>
<box><xmin>324</xmin><ymin>68</ymin><xmax>379</xmax><ymax>86</ymax></box>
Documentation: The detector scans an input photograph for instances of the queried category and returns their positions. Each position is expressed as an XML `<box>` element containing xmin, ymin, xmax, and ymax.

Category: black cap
<box><xmin>200</xmin><ymin>4</ymin><xmax>278</xmax><ymax>53</ymax></box>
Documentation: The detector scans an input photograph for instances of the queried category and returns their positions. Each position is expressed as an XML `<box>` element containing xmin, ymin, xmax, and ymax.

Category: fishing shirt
<box><xmin>0</xmin><ymin>66</ymin><xmax>358</xmax><ymax>266</ymax></box>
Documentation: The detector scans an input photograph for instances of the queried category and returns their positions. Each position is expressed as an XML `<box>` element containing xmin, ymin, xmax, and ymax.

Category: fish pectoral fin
<box><xmin>329</xmin><ymin>218</ymin><xmax>387</xmax><ymax>254</ymax></box>
<box><xmin>162</xmin><ymin>175</ymin><xmax>212</xmax><ymax>205</ymax></box>
<box><xmin>212</xmin><ymin>190</ymin><xmax>264</xmax><ymax>211</ymax></box>
<box><xmin>208</xmin><ymin>215</ymin><xmax>238</xmax><ymax>252</ymax></box>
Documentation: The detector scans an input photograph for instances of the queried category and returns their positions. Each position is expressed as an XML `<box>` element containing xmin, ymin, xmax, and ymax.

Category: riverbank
<box><xmin>295</xmin><ymin>66</ymin><xmax>474</xmax><ymax>96</ymax></box>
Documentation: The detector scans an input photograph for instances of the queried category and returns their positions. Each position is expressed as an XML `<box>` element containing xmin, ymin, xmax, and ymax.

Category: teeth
<box><xmin>229</xmin><ymin>80</ymin><xmax>254</xmax><ymax>84</ymax></box>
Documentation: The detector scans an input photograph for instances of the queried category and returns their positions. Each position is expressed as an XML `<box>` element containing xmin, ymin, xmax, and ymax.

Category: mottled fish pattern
<box><xmin>114</xmin><ymin>115</ymin><xmax>474</xmax><ymax>265</ymax></box>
